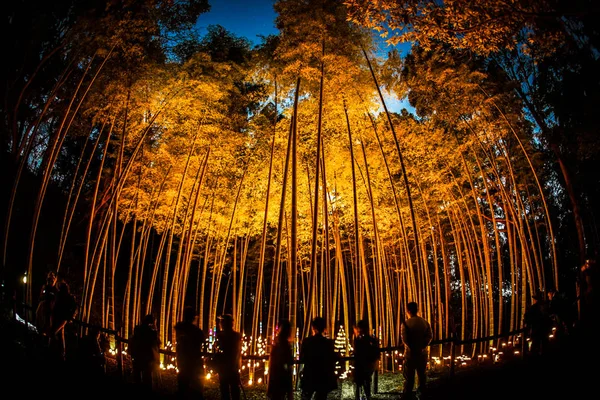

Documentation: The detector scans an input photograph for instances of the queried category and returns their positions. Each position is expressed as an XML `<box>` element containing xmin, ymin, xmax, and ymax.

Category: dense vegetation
<box><xmin>1</xmin><ymin>0</ymin><xmax>598</xmax><ymax>357</ymax></box>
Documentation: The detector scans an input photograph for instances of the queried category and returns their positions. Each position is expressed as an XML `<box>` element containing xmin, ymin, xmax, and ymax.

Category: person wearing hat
<box><xmin>523</xmin><ymin>290</ymin><xmax>552</xmax><ymax>358</ymax></box>
<box><xmin>214</xmin><ymin>314</ymin><xmax>242</xmax><ymax>400</ymax></box>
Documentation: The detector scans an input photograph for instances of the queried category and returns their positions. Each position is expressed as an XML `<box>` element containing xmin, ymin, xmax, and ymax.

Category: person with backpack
<box><xmin>352</xmin><ymin>319</ymin><xmax>380</xmax><ymax>400</ymax></box>
<box><xmin>401</xmin><ymin>302</ymin><xmax>433</xmax><ymax>400</ymax></box>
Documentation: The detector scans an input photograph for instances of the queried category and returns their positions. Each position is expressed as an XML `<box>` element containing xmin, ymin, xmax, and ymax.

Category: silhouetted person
<box><xmin>579</xmin><ymin>258</ymin><xmax>598</xmax><ymax>346</ymax></box>
<box><xmin>401</xmin><ymin>301</ymin><xmax>433</xmax><ymax>400</ymax></box>
<box><xmin>267</xmin><ymin>319</ymin><xmax>294</xmax><ymax>400</ymax></box>
<box><xmin>214</xmin><ymin>314</ymin><xmax>242</xmax><ymax>400</ymax></box>
<box><xmin>524</xmin><ymin>291</ymin><xmax>552</xmax><ymax>358</ymax></box>
<box><xmin>352</xmin><ymin>319</ymin><xmax>380</xmax><ymax>400</ymax></box>
<box><xmin>175</xmin><ymin>306</ymin><xmax>206</xmax><ymax>400</ymax></box>
<box><xmin>39</xmin><ymin>270</ymin><xmax>58</xmax><ymax>300</ymax></box>
<box><xmin>129</xmin><ymin>314</ymin><xmax>161</xmax><ymax>391</ymax></box>
<box><xmin>35</xmin><ymin>271</ymin><xmax>58</xmax><ymax>340</ymax></box>
<box><xmin>547</xmin><ymin>288</ymin><xmax>574</xmax><ymax>343</ymax></box>
<box><xmin>49</xmin><ymin>280</ymin><xmax>77</xmax><ymax>361</ymax></box>
<box><xmin>77</xmin><ymin>325</ymin><xmax>106</xmax><ymax>383</ymax></box>
<box><xmin>299</xmin><ymin>316</ymin><xmax>338</xmax><ymax>400</ymax></box>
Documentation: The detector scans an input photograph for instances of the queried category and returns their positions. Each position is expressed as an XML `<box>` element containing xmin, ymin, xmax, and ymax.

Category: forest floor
<box><xmin>2</xmin><ymin>306</ymin><xmax>594</xmax><ymax>400</ymax></box>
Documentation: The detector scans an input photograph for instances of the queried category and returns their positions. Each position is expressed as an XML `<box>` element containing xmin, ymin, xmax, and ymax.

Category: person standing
<box><xmin>579</xmin><ymin>258</ymin><xmax>597</xmax><ymax>345</ymax></box>
<box><xmin>77</xmin><ymin>325</ymin><xmax>106</xmax><ymax>382</ymax></box>
<box><xmin>35</xmin><ymin>271</ymin><xmax>58</xmax><ymax>340</ymax></box>
<box><xmin>214</xmin><ymin>314</ymin><xmax>242</xmax><ymax>400</ymax></box>
<box><xmin>523</xmin><ymin>291</ymin><xmax>552</xmax><ymax>358</ymax></box>
<box><xmin>546</xmin><ymin>288</ymin><xmax>574</xmax><ymax>343</ymax></box>
<box><xmin>49</xmin><ymin>280</ymin><xmax>77</xmax><ymax>361</ymax></box>
<box><xmin>299</xmin><ymin>316</ymin><xmax>338</xmax><ymax>400</ymax></box>
<box><xmin>267</xmin><ymin>319</ymin><xmax>294</xmax><ymax>400</ymax></box>
<box><xmin>129</xmin><ymin>314</ymin><xmax>161</xmax><ymax>391</ymax></box>
<box><xmin>175</xmin><ymin>306</ymin><xmax>206</xmax><ymax>400</ymax></box>
<box><xmin>352</xmin><ymin>319</ymin><xmax>380</xmax><ymax>400</ymax></box>
<box><xmin>401</xmin><ymin>302</ymin><xmax>433</xmax><ymax>400</ymax></box>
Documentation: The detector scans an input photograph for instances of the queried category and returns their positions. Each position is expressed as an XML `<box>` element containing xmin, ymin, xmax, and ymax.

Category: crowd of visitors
<box><xmin>3</xmin><ymin>263</ymin><xmax>591</xmax><ymax>400</ymax></box>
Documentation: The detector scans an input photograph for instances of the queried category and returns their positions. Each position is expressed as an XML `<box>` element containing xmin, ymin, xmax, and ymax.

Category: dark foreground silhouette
<box><xmin>425</xmin><ymin>347</ymin><xmax>592</xmax><ymax>400</ymax></box>
<box><xmin>3</xmin><ymin>313</ymin><xmax>593</xmax><ymax>400</ymax></box>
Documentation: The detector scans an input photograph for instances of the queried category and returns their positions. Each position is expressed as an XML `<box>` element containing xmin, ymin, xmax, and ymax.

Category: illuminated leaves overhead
<box><xmin>3</xmin><ymin>0</ymin><xmax>574</xmax><ymax>351</ymax></box>
<box><xmin>344</xmin><ymin>0</ymin><xmax>570</xmax><ymax>56</ymax></box>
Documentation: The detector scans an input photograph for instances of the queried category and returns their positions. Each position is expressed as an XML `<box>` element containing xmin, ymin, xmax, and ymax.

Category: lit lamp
<box><xmin>21</xmin><ymin>272</ymin><xmax>28</xmax><ymax>323</ymax></box>
<box><xmin>22</xmin><ymin>272</ymin><xmax>27</xmax><ymax>302</ymax></box>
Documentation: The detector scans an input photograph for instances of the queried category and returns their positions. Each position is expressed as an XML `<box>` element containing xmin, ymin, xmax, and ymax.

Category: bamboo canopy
<box><xmin>2</xmin><ymin>0</ymin><xmax>597</xmax><ymax>361</ymax></box>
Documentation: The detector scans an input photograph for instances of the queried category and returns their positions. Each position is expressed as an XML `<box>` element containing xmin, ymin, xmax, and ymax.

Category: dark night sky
<box><xmin>197</xmin><ymin>0</ymin><xmax>279</xmax><ymax>45</ymax></box>
<box><xmin>197</xmin><ymin>0</ymin><xmax>414</xmax><ymax>113</ymax></box>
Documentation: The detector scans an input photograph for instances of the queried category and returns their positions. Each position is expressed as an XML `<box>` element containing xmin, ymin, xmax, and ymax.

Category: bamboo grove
<box><xmin>3</xmin><ymin>0</ymin><xmax>598</xmax><ymax>359</ymax></box>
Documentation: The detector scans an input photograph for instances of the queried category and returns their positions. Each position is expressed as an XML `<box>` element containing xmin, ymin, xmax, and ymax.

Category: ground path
<box><xmin>3</xmin><ymin>314</ymin><xmax>593</xmax><ymax>400</ymax></box>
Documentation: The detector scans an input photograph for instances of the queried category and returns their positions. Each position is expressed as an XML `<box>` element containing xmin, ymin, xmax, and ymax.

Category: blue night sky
<box><xmin>197</xmin><ymin>0</ymin><xmax>414</xmax><ymax>113</ymax></box>
<box><xmin>197</xmin><ymin>0</ymin><xmax>411</xmax><ymax>56</ymax></box>
<box><xmin>197</xmin><ymin>0</ymin><xmax>279</xmax><ymax>45</ymax></box>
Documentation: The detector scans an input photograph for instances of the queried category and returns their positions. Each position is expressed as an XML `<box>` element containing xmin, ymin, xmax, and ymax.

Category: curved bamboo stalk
<box><xmin>267</xmin><ymin>78</ymin><xmax>299</xmax><ymax>340</ymax></box>
<box><xmin>342</xmin><ymin>98</ymin><xmax>373</xmax><ymax>338</ymax></box>
<box><xmin>209</xmin><ymin>159</ymin><xmax>251</xmax><ymax>330</ymax></box>
<box><xmin>3</xmin><ymin>54</ymin><xmax>76</xmax><ymax>269</ymax></box>
<box><xmin>478</xmin><ymin>86</ymin><xmax>557</xmax><ymax>287</ymax></box>
<box><xmin>82</xmin><ymin>120</ymin><xmax>115</xmax><ymax>318</ymax></box>
<box><xmin>250</xmin><ymin>81</ymin><xmax>278</xmax><ymax>355</ymax></box>
<box><xmin>306</xmin><ymin>41</ymin><xmax>325</xmax><ymax>336</ymax></box>
<box><xmin>198</xmin><ymin>190</ymin><xmax>216</xmax><ymax>330</ymax></box>
<box><xmin>26</xmin><ymin>50</ymin><xmax>112</xmax><ymax>303</ymax></box>
<box><xmin>160</xmin><ymin>123</ymin><xmax>204</xmax><ymax>344</ymax></box>
<box><xmin>362</xmin><ymin>47</ymin><xmax>423</xmax><ymax>297</ymax></box>
<box><xmin>290</xmin><ymin>77</ymin><xmax>300</xmax><ymax>335</ymax></box>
